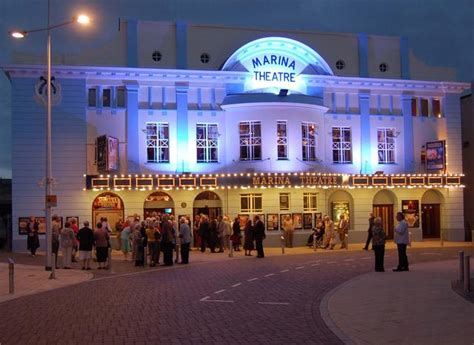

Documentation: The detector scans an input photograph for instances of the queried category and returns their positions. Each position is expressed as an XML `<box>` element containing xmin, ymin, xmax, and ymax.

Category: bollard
<box><xmin>464</xmin><ymin>255</ymin><xmax>471</xmax><ymax>292</ymax></box>
<box><xmin>313</xmin><ymin>234</ymin><xmax>317</xmax><ymax>252</ymax></box>
<box><xmin>345</xmin><ymin>234</ymin><xmax>349</xmax><ymax>250</ymax></box>
<box><xmin>280</xmin><ymin>235</ymin><xmax>285</xmax><ymax>254</ymax></box>
<box><xmin>440</xmin><ymin>229</ymin><xmax>444</xmax><ymax>247</ymax></box>
<box><xmin>49</xmin><ymin>254</ymin><xmax>56</xmax><ymax>280</ymax></box>
<box><xmin>228</xmin><ymin>238</ymin><xmax>234</xmax><ymax>258</ymax></box>
<box><xmin>175</xmin><ymin>243</ymin><xmax>180</xmax><ymax>263</ymax></box>
<box><xmin>408</xmin><ymin>232</ymin><xmax>412</xmax><ymax>248</ymax></box>
<box><xmin>8</xmin><ymin>258</ymin><xmax>14</xmax><ymax>294</ymax></box>
<box><xmin>108</xmin><ymin>248</ymin><xmax>113</xmax><ymax>272</ymax></box>
<box><xmin>459</xmin><ymin>251</ymin><xmax>464</xmax><ymax>283</ymax></box>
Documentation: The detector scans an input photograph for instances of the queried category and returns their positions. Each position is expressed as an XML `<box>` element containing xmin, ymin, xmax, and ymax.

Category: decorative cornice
<box><xmin>2</xmin><ymin>64</ymin><xmax>470</xmax><ymax>93</ymax></box>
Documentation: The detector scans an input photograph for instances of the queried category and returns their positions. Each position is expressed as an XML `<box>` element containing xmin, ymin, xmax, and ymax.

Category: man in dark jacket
<box><xmin>198</xmin><ymin>216</ymin><xmax>210</xmax><ymax>253</ymax></box>
<box><xmin>363</xmin><ymin>213</ymin><xmax>375</xmax><ymax>250</ymax></box>
<box><xmin>254</xmin><ymin>215</ymin><xmax>266</xmax><ymax>258</ymax></box>
<box><xmin>76</xmin><ymin>221</ymin><xmax>94</xmax><ymax>270</ymax></box>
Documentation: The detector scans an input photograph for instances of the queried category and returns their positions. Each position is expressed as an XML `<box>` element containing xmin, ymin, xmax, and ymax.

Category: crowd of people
<box><xmin>26</xmin><ymin>210</ymin><xmax>410</xmax><ymax>273</ymax></box>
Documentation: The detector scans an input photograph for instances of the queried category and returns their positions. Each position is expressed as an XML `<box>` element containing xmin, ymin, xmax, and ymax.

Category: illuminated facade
<box><xmin>4</xmin><ymin>23</ymin><xmax>470</xmax><ymax>250</ymax></box>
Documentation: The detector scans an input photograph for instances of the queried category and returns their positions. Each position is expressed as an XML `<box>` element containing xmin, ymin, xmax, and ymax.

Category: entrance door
<box><xmin>194</xmin><ymin>207</ymin><xmax>220</xmax><ymax>220</ymax></box>
<box><xmin>373</xmin><ymin>205</ymin><xmax>394</xmax><ymax>239</ymax></box>
<box><xmin>422</xmin><ymin>204</ymin><xmax>440</xmax><ymax>238</ymax></box>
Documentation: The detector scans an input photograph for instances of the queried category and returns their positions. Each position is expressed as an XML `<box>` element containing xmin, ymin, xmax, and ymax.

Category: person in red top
<box><xmin>70</xmin><ymin>217</ymin><xmax>79</xmax><ymax>262</ymax></box>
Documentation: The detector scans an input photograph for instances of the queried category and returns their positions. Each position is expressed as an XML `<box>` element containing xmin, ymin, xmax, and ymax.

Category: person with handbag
<box><xmin>371</xmin><ymin>217</ymin><xmax>386</xmax><ymax>272</ymax></box>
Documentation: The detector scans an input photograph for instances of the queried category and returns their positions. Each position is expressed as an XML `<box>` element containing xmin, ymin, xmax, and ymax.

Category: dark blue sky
<box><xmin>0</xmin><ymin>0</ymin><xmax>473</xmax><ymax>81</ymax></box>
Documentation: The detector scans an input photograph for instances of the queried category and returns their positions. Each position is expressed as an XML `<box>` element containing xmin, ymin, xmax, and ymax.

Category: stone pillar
<box><xmin>359</xmin><ymin>90</ymin><xmax>371</xmax><ymax>173</ymax></box>
<box><xmin>125</xmin><ymin>81</ymin><xmax>139</xmax><ymax>173</ymax></box>
<box><xmin>176</xmin><ymin>82</ymin><xmax>189</xmax><ymax>172</ymax></box>
<box><xmin>401</xmin><ymin>93</ymin><xmax>415</xmax><ymax>173</ymax></box>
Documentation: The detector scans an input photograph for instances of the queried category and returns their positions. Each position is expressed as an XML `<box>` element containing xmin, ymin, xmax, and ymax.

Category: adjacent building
<box><xmin>3</xmin><ymin>21</ymin><xmax>470</xmax><ymax>250</ymax></box>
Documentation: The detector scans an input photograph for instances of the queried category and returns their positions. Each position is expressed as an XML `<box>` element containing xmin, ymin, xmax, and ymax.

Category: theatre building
<box><xmin>4</xmin><ymin>22</ymin><xmax>470</xmax><ymax>250</ymax></box>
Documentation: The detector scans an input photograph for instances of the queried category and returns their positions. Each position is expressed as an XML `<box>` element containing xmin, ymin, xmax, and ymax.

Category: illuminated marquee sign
<box><xmin>221</xmin><ymin>37</ymin><xmax>333</xmax><ymax>94</ymax></box>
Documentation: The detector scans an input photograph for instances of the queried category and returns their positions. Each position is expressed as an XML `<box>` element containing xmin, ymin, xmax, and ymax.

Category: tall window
<box><xmin>420</xmin><ymin>98</ymin><xmax>429</xmax><ymax>117</ymax></box>
<box><xmin>88</xmin><ymin>88</ymin><xmax>97</xmax><ymax>107</ymax></box>
<box><xmin>303</xmin><ymin>193</ymin><xmax>318</xmax><ymax>211</ymax></box>
<box><xmin>196</xmin><ymin>123</ymin><xmax>218</xmax><ymax>163</ymax></box>
<box><xmin>116</xmin><ymin>87</ymin><xmax>125</xmax><ymax>107</ymax></box>
<box><xmin>146</xmin><ymin>122</ymin><xmax>169</xmax><ymax>163</ymax></box>
<box><xmin>102</xmin><ymin>89</ymin><xmax>111</xmax><ymax>107</ymax></box>
<box><xmin>279</xmin><ymin>193</ymin><xmax>290</xmax><ymax>211</ymax></box>
<box><xmin>277</xmin><ymin>121</ymin><xmax>288</xmax><ymax>160</ymax></box>
<box><xmin>432</xmin><ymin>99</ymin><xmax>441</xmax><ymax>117</ymax></box>
<box><xmin>239</xmin><ymin>121</ymin><xmax>262</xmax><ymax>160</ymax></box>
<box><xmin>332</xmin><ymin>127</ymin><xmax>352</xmax><ymax>163</ymax></box>
<box><xmin>377</xmin><ymin>128</ymin><xmax>396</xmax><ymax>164</ymax></box>
<box><xmin>302</xmin><ymin>122</ymin><xmax>317</xmax><ymax>161</ymax></box>
<box><xmin>240</xmin><ymin>194</ymin><xmax>263</xmax><ymax>213</ymax></box>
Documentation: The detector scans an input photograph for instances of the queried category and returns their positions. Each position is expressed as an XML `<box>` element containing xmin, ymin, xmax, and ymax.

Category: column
<box><xmin>176</xmin><ymin>82</ymin><xmax>189</xmax><ymax>172</ymax></box>
<box><xmin>359</xmin><ymin>91</ymin><xmax>371</xmax><ymax>173</ymax></box>
<box><xmin>358</xmin><ymin>33</ymin><xmax>369</xmax><ymax>78</ymax></box>
<box><xmin>176</xmin><ymin>21</ymin><xmax>188</xmax><ymax>69</ymax></box>
<box><xmin>127</xmin><ymin>19</ymin><xmax>138</xmax><ymax>68</ymax></box>
<box><xmin>125</xmin><ymin>81</ymin><xmax>139</xmax><ymax>173</ymax></box>
<box><xmin>401</xmin><ymin>94</ymin><xmax>415</xmax><ymax>172</ymax></box>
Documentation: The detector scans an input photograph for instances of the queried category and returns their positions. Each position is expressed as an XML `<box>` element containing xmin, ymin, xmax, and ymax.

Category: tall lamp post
<box><xmin>11</xmin><ymin>3</ymin><xmax>90</xmax><ymax>271</ymax></box>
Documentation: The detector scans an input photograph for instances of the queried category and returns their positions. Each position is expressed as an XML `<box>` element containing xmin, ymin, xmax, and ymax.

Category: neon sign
<box><xmin>222</xmin><ymin>37</ymin><xmax>333</xmax><ymax>95</ymax></box>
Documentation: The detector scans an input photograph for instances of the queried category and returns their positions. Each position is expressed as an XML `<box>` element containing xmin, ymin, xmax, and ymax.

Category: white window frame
<box><xmin>377</xmin><ymin>128</ymin><xmax>396</xmax><ymax>164</ymax></box>
<box><xmin>196</xmin><ymin>123</ymin><xmax>219</xmax><ymax>163</ymax></box>
<box><xmin>240</xmin><ymin>193</ymin><xmax>263</xmax><ymax>213</ymax></box>
<box><xmin>146</xmin><ymin>122</ymin><xmax>169</xmax><ymax>163</ymax></box>
<box><xmin>239</xmin><ymin>121</ymin><xmax>262</xmax><ymax>161</ymax></box>
<box><xmin>279</xmin><ymin>193</ymin><xmax>291</xmax><ymax>211</ymax></box>
<box><xmin>277</xmin><ymin>120</ymin><xmax>288</xmax><ymax>160</ymax></box>
<box><xmin>302</xmin><ymin>122</ymin><xmax>317</xmax><ymax>161</ymax></box>
<box><xmin>303</xmin><ymin>193</ymin><xmax>318</xmax><ymax>212</ymax></box>
<box><xmin>332</xmin><ymin>126</ymin><xmax>352</xmax><ymax>164</ymax></box>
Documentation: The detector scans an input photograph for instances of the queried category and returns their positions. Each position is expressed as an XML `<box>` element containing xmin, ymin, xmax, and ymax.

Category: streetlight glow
<box><xmin>75</xmin><ymin>14</ymin><xmax>90</xmax><ymax>25</ymax></box>
<box><xmin>11</xmin><ymin>31</ymin><xmax>26</xmax><ymax>39</ymax></box>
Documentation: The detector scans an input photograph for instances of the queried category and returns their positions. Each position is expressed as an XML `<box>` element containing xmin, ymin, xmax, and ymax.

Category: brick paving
<box><xmin>0</xmin><ymin>246</ymin><xmax>470</xmax><ymax>344</ymax></box>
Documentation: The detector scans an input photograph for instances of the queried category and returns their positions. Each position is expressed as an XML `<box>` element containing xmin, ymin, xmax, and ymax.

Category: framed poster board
<box><xmin>18</xmin><ymin>217</ymin><xmax>30</xmax><ymax>235</ymax></box>
<box><xmin>238</xmin><ymin>214</ymin><xmax>249</xmax><ymax>229</ymax></box>
<box><xmin>303</xmin><ymin>213</ymin><xmax>313</xmax><ymax>229</ymax></box>
<box><xmin>314</xmin><ymin>212</ymin><xmax>323</xmax><ymax>226</ymax></box>
<box><xmin>36</xmin><ymin>217</ymin><xmax>46</xmax><ymax>234</ymax></box>
<box><xmin>66</xmin><ymin>216</ymin><xmax>79</xmax><ymax>227</ymax></box>
<box><xmin>332</xmin><ymin>202</ymin><xmax>350</xmax><ymax>226</ymax></box>
<box><xmin>280</xmin><ymin>213</ymin><xmax>291</xmax><ymax>231</ymax></box>
<box><xmin>426</xmin><ymin>140</ymin><xmax>446</xmax><ymax>171</ymax></box>
<box><xmin>266</xmin><ymin>214</ymin><xmax>279</xmax><ymax>231</ymax></box>
<box><xmin>292</xmin><ymin>213</ymin><xmax>303</xmax><ymax>230</ymax></box>
<box><xmin>402</xmin><ymin>200</ymin><xmax>420</xmax><ymax>228</ymax></box>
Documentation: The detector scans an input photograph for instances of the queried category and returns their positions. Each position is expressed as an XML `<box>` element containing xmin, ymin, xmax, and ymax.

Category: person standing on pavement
<box><xmin>282</xmin><ymin>215</ymin><xmax>294</xmax><ymax>248</ymax></box>
<box><xmin>253</xmin><ymin>215</ymin><xmax>266</xmax><ymax>258</ymax></box>
<box><xmin>363</xmin><ymin>213</ymin><xmax>375</xmax><ymax>250</ymax></box>
<box><xmin>209</xmin><ymin>217</ymin><xmax>218</xmax><ymax>253</ymax></box>
<box><xmin>94</xmin><ymin>222</ymin><xmax>110</xmax><ymax>270</ymax></box>
<box><xmin>51</xmin><ymin>215</ymin><xmax>61</xmax><ymax>268</ymax></box>
<box><xmin>70</xmin><ymin>217</ymin><xmax>79</xmax><ymax>263</ymax></box>
<box><xmin>337</xmin><ymin>214</ymin><xmax>349</xmax><ymax>249</ymax></box>
<box><xmin>231</xmin><ymin>217</ymin><xmax>242</xmax><ymax>251</ymax></box>
<box><xmin>60</xmin><ymin>221</ymin><xmax>75</xmax><ymax>269</ymax></box>
<box><xmin>371</xmin><ymin>217</ymin><xmax>386</xmax><ymax>272</ymax></box>
<box><xmin>77</xmin><ymin>221</ymin><xmax>94</xmax><ymax>270</ymax></box>
<box><xmin>217</xmin><ymin>215</ymin><xmax>225</xmax><ymax>252</ymax></box>
<box><xmin>199</xmin><ymin>215</ymin><xmax>210</xmax><ymax>253</ymax></box>
<box><xmin>393</xmin><ymin>212</ymin><xmax>409</xmax><ymax>272</ymax></box>
<box><xmin>223</xmin><ymin>216</ymin><xmax>232</xmax><ymax>250</ymax></box>
<box><xmin>146</xmin><ymin>219</ymin><xmax>158</xmax><ymax>267</ymax></box>
<box><xmin>243</xmin><ymin>219</ymin><xmax>254</xmax><ymax>256</ymax></box>
<box><xmin>26</xmin><ymin>217</ymin><xmax>40</xmax><ymax>257</ymax></box>
<box><xmin>179</xmin><ymin>217</ymin><xmax>192</xmax><ymax>264</ymax></box>
<box><xmin>161</xmin><ymin>215</ymin><xmax>176</xmax><ymax>266</ymax></box>
<box><xmin>115</xmin><ymin>218</ymin><xmax>124</xmax><ymax>251</ymax></box>
<box><xmin>120</xmin><ymin>223</ymin><xmax>132</xmax><ymax>260</ymax></box>
<box><xmin>323</xmin><ymin>216</ymin><xmax>336</xmax><ymax>250</ymax></box>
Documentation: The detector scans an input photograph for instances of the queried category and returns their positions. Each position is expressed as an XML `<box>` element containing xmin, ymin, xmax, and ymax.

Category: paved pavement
<box><xmin>324</xmin><ymin>260</ymin><xmax>474</xmax><ymax>345</ymax></box>
<box><xmin>0</xmin><ymin>242</ymin><xmax>472</xmax><ymax>344</ymax></box>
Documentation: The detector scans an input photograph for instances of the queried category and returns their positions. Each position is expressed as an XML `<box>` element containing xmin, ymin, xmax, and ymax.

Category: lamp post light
<box><xmin>10</xmin><ymin>2</ymin><xmax>90</xmax><ymax>271</ymax></box>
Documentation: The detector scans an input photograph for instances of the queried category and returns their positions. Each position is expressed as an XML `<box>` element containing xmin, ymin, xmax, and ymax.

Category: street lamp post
<box><xmin>11</xmin><ymin>2</ymin><xmax>90</xmax><ymax>271</ymax></box>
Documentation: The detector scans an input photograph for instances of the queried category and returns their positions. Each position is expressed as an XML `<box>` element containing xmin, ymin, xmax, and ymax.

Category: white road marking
<box><xmin>295</xmin><ymin>266</ymin><xmax>305</xmax><ymax>270</ymax></box>
<box><xmin>214</xmin><ymin>289</ymin><xmax>226</xmax><ymax>294</ymax></box>
<box><xmin>200</xmin><ymin>296</ymin><xmax>234</xmax><ymax>303</ymax></box>
<box><xmin>264</xmin><ymin>273</ymin><xmax>275</xmax><ymax>277</ymax></box>
<box><xmin>231</xmin><ymin>283</ymin><xmax>242</xmax><ymax>288</ymax></box>
<box><xmin>280</xmin><ymin>269</ymin><xmax>290</xmax><ymax>273</ymax></box>
<box><xmin>420</xmin><ymin>252</ymin><xmax>442</xmax><ymax>256</ymax></box>
<box><xmin>311</xmin><ymin>263</ymin><xmax>320</xmax><ymax>266</ymax></box>
<box><xmin>247</xmin><ymin>278</ymin><xmax>258</xmax><ymax>282</ymax></box>
<box><xmin>258</xmin><ymin>302</ymin><xmax>290</xmax><ymax>305</ymax></box>
<box><xmin>200</xmin><ymin>296</ymin><xmax>210</xmax><ymax>301</ymax></box>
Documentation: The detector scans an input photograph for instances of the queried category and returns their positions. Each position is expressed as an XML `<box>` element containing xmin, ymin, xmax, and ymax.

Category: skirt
<box><xmin>96</xmin><ymin>247</ymin><xmax>108</xmax><ymax>263</ymax></box>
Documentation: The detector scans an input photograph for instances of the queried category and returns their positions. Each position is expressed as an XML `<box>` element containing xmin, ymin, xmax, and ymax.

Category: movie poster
<box><xmin>267</xmin><ymin>214</ymin><xmax>279</xmax><ymax>231</ymax></box>
<box><xmin>97</xmin><ymin>135</ymin><xmax>119</xmax><ymax>173</ymax></box>
<box><xmin>426</xmin><ymin>140</ymin><xmax>446</xmax><ymax>171</ymax></box>
<box><xmin>402</xmin><ymin>200</ymin><xmax>420</xmax><ymax>228</ymax></box>
<box><xmin>331</xmin><ymin>202</ymin><xmax>350</xmax><ymax>227</ymax></box>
